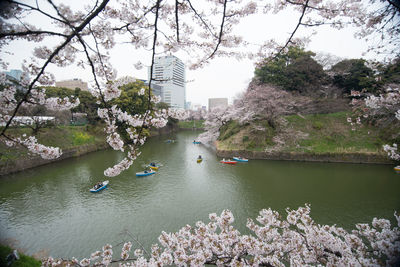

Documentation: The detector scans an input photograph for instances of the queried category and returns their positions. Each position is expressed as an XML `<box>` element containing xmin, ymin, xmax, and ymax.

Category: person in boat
<box><xmin>94</xmin><ymin>182</ymin><xmax>101</xmax><ymax>189</ymax></box>
<box><xmin>198</xmin><ymin>155</ymin><xmax>202</xmax><ymax>159</ymax></box>
<box><xmin>150</xmin><ymin>162</ymin><xmax>156</xmax><ymax>167</ymax></box>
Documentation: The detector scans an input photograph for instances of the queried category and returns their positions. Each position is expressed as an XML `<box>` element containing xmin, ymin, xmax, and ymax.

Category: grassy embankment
<box><xmin>0</xmin><ymin>125</ymin><xmax>106</xmax><ymax>163</ymax></box>
<box><xmin>0</xmin><ymin>244</ymin><xmax>41</xmax><ymax>267</ymax></box>
<box><xmin>217</xmin><ymin>112</ymin><xmax>389</xmax><ymax>155</ymax></box>
<box><xmin>178</xmin><ymin>120</ymin><xmax>205</xmax><ymax>129</ymax></box>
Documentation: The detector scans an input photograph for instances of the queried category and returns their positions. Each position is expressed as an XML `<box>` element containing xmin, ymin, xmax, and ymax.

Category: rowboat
<box><xmin>220</xmin><ymin>159</ymin><xmax>237</xmax><ymax>165</ymax></box>
<box><xmin>136</xmin><ymin>170</ymin><xmax>156</xmax><ymax>177</ymax></box>
<box><xmin>394</xmin><ymin>166</ymin><xmax>400</xmax><ymax>172</ymax></box>
<box><xmin>233</xmin><ymin>157</ymin><xmax>248</xmax><ymax>162</ymax></box>
<box><xmin>147</xmin><ymin>163</ymin><xmax>162</xmax><ymax>170</ymax></box>
<box><xmin>193</xmin><ymin>141</ymin><xmax>201</xmax><ymax>144</ymax></box>
<box><xmin>148</xmin><ymin>165</ymin><xmax>159</xmax><ymax>170</ymax></box>
<box><xmin>197</xmin><ymin>158</ymin><xmax>203</xmax><ymax>163</ymax></box>
<box><xmin>90</xmin><ymin>180</ymin><xmax>109</xmax><ymax>192</ymax></box>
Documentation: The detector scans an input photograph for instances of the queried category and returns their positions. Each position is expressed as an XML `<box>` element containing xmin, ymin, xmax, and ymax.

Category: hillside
<box><xmin>0</xmin><ymin>125</ymin><xmax>107</xmax><ymax>175</ymax></box>
<box><xmin>216</xmin><ymin>111</ymin><xmax>392</xmax><ymax>162</ymax></box>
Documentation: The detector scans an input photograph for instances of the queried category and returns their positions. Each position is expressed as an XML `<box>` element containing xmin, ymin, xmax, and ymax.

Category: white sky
<box><xmin>1</xmin><ymin>1</ymin><xmax>375</xmax><ymax>108</ymax></box>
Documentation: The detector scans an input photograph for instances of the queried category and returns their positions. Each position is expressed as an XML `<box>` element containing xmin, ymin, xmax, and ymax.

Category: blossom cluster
<box><xmin>95</xmin><ymin>77</ymin><xmax>178</xmax><ymax>176</ymax></box>
<box><xmin>2</xmin><ymin>134</ymin><xmax>62</xmax><ymax>160</ymax></box>
<box><xmin>42</xmin><ymin>205</ymin><xmax>400</xmax><ymax>267</ymax></box>
<box><xmin>361</xmin><ymin>86</ymin><xmax>400</xmax><ymax>160</ymax></box>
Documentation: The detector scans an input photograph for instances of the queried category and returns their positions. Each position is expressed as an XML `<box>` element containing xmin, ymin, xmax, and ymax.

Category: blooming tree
<box><xmin>197</xmin><ymin>106</ymin><xmax>236</xmax><ymax>145</ymax></box>
<box><xmin>0</xmin><ymin>0</ymin><xmax>257</xmax><ymax>176</ymax></box>
<box><xmin>358</xmin><ymin>85</ymin><xmax>400</xmax><ymax>161</ymax></box>
<box><xmin>42</xmin><ymin>205</ymin><xmax>400</xmax><ymax>266</ymax></box>
<box><xmin>1</xmin><ymin>0</ymin><xmax>399</xmax><ymax>175</ymax></box>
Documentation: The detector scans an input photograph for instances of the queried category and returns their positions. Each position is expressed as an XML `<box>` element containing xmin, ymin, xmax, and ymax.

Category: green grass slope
<box><xmin>217</xmin><ymin>112</ymin><xmax>388</xmax><ymax>155</ymax></box>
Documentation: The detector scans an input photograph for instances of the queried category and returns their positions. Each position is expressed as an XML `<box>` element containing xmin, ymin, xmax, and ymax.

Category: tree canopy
<box><xmin>330</xmin><ymin>59</ymin><xmax>377</xmax><ymax>94</ymax></box>
<box><xmin>254</xmin><ymin>46</ymin><xmax>326</xmax><ymax>94</ymax></box>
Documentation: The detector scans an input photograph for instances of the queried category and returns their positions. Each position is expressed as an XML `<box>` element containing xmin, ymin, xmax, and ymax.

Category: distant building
<box><xmin>139</xmin><ymin>79</ymin><xmax>163</xmax><ymax>99</ymax></box>
<box><xmin>0</xmin><ymin>116</ymin><xmax>55</xmax><ymax>126</ymax></box>
<box><xmin>149</xmin><ymin>83</ymin><xmax>162</xmax><ymax>98</ymax></box>
<box><xmin>148</xmin><ymin>55</ymin><xmax>186</xmax><ymax>109</ymax></box>
<box><xmin>208</xmin><ymin>98</ymin><xmax>228</xmax><ymax>111</ymax></box>
<box><xmin>4</xmin><ymin>69</ymin><xmax>23</xmax><ymax>81</ymax></box>
<box><xmin>56</xmin><ymin>78</ymin><xmax>88</xmax><ymax>91</ymax></box>
<box><xmin>192</xmin><ymin>104</ymin><xmax>202</xmax><ymax>111</ymax></box>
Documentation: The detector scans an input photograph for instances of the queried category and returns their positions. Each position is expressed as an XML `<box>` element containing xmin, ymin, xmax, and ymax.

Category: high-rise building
<box><xmin>208</xmin><ymin>98</ymin><xmax>228</xmax><ymax>111</ymax></box>
<box><xmin>148</xmin><ymin>55</ymin><xmax>186</xmax><ymax>109</ymax></box>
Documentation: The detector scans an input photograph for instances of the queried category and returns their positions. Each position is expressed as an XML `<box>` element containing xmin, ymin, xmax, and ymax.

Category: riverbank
<box><xmin>0</xmin><ymin>122</ymin><xmax>184</xmax><ymax>176</ymax></box>
<box><xmin>216</xmin><ymin>145</ymin><xmax>393</xmax><ymax>164</ymax></box>
<box><xmin>0</xmin><ymin>125</ymin><xmax>108</xmax><ymax>176</ymax></box>
<box><xmin>215</xmin><ymin>112</ymin><xmax>396</xmax><ymax>164</ymax></box>
<box><xmin>0</xmin><ymin>244</ymin><xmax>41</xmax><ymax>266</ymax></box>
<box><xmin>178</xmin><ymin>120</ymin><xmax>205</xmax><ymax>131</ymax></box>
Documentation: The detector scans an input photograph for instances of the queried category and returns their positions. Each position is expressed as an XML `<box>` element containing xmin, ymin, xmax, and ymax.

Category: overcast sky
<box><xmin>1</xmin><ymin>1</ymin><xmax>374</xmax><ymax>108</ymax></box>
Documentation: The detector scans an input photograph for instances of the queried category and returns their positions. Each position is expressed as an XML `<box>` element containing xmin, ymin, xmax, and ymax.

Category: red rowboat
<box><xmin>220</xmin><ymin>159</ymin><xmax>237</xmax><ymax>165</ymax></box>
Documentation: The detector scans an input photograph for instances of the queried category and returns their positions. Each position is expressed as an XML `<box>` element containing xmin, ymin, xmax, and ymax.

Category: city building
<box><xmin>139</xmin><ymin>79</ymin><xmax>163</xmax><ymax>98</ymax></box>
<box><xmin>149</xmin><ymin>82</ymin><xmax>162</xmax><ymax>98</ymax></box>
<box><xmin>148</xmin><ymin>55</ymin><xmax>186</xmax><ymax>109</ymax></box>
<box><xmin>56</xmin><ymin>78</ymin><xmax>88</xmax><ymax>91</ymax></box>
<box><xmin>208</xmin><ymin>98</ymin><xmax>228</xmax><ymax>111</ymax></box>
<box><xmin>4</xmin><ymin>69</ymin><xmax>23</xmax><ymax>81</ymax></box>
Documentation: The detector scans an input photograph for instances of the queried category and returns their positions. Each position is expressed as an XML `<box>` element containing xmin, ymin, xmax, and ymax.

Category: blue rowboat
<box><xmin>136</xmin><ymin>170</ymin><xmax>156</xmax><ymax>177</ymax></box>
<box><xmin>193</xmin><ymin>141</ymin><xmax>201</xmax><ymax>144</ymax></box>
<box><xmin>233</xmin><ymin>157</ymin><xmax>248</xmax><ymax>162</ymax></box>
<box><xmin>90</xmin><ymin>180</ymin><xmax>109</xmax><ymax>192</ymax></box>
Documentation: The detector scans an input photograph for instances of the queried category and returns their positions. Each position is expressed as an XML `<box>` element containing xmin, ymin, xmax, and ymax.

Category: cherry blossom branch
<box><xmin>0</xmin><ymin>30</ymin><xmax>68</xmax><ymax>38</ymax></box>
<box><xmin>175</xmin><ymin>0</ymin><xmax>180</xmax><ymax>43</ymax></box>
<box><xmin>6</xmin><ymin>0</ymin><xmax>68</xmax><ymax>25</ymax></box>
<box><xmin>0</xmin><ymin>0</ymin><xmax>110</xmax><ymax>137</ymax></box>
<box><xmin>274</xmin><ymin>0</ymin><xmax>309</xmax><ymax>59</ymax></box>
<box><xmin>186</xmin><ymin>0</ymin><xmax>218</xmax><ymax>39</ymax></box>
<box><xmin>42</xmin><ymin>205</ymin><xmax>400</xmax><ymax>267</ymax></box>
<box><xmin>205</xmin><ymin>0</ymin><xmax>227</xmax><ymax>61</ymax></box>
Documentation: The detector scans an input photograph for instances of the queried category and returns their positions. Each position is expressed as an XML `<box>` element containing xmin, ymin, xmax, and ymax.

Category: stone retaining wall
<box><xmin>0</xmin><ymin>142</ymin><xmax>108</xmax><ymax>176</ymax></box>
<box><xmin>216</xmin><ymin>149</ymin><xmax>393</xmax><ymax>164</ymax></box>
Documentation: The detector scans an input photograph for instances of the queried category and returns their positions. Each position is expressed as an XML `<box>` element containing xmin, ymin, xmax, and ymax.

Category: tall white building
<box><xmin>148</xmin><ymin>55</ymin><xmax>186</xmax><ymax>109</ymax></box>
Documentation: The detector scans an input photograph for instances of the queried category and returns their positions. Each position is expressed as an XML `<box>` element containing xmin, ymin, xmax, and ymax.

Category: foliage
<box><xmin>44</xmin><ymin>86</ymin><xmax>99</xmax><ymax>124</ymax></box>
<box><xmin>111</xmin><ymin>80</ymin><xmax>152</xmax><ymax>116</ymax></box>
<box><xmin>217</xmin><ymin>112</ymin><xmax>387</xmax><ymax>154</ymax></box>
<box><xmin>0</xmin><ymin>244</ymin><xmax>41</xmax><ymax>267</ymax></box>
<box><xmin>1</xmin><ymin>0</ymin><xmax>399</xmax><ymax>175</ymax></box>
<box><xmin>43</xmin><ymin>205</ymin><xmax>400</xmax><ymax>267</ymax></box>
<box><xmin>178</xmin><ymin>120</ymin><xmax>205</xmax><ymax>129</ymax></box>
<box><xmin>72</xmin><ymin>131</ymin><xmax>95</xmax><ymax>146</ymax></box>
<box><xmin>331</xmin><ymin>59</ymin><xmax>378</xmax><ymax>94</ymax></box>
<box><xmin>349</xmin><ymin>85</ymin><xmax>400</xmax><ymax>160</ymax></box>
<box><xmin>218</xmin><ymin>120</ymin><xmax>241</xmax><ymax>141</ymax></box>
<box><xmin>255</xmin><ymin>46</ymin><xmax>326</xmax><ymax>94</ymax></box>
<box><xmin>0</xmin><ymin>125</ymin><xmax>105</xmax><ymax>163</ymax></box>
<box><xmin>379</xmin><ymin>58</ymin><xmax>400</xmax><ymax>84</ymax></box>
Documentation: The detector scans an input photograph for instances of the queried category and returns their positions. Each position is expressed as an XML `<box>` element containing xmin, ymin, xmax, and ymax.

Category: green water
<box><xmin>0</xmin><ymin>131</ymin><xmax>399</xmax><ymax>259</ymax></box>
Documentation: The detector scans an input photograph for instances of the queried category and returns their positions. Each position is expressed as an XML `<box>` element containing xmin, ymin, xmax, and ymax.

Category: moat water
<box><xmin>0</xmin><ymin>131</ymin><xmax>399</xmax><ymax>259</ymax></box>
